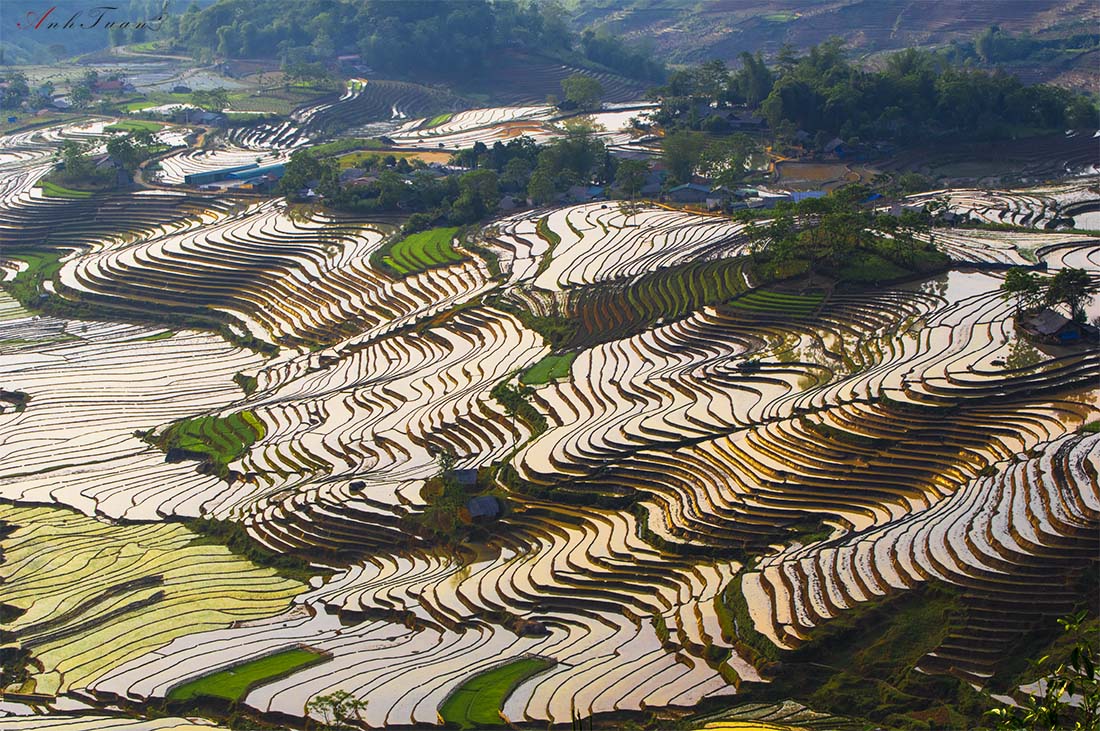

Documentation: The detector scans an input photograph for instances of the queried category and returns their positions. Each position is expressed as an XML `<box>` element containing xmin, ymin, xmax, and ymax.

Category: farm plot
<box><xmin>904</xmin><ymin>181</ymin><xmax>1099</xmax><ymax>229</ymax></box>
<box><xmin>225</xmin><ymin>307</ymin><xmax>547</xmax><ymax>555</ymax></box>
<box><xmin>439</xmin><ymin>657</ymin><xmax>553</xmax><ymax>729</ymax></box>
<box><xmin>167</xmin><ymin>648</ymin><xmax>326</xmax><ymax>702</ymax></box>
<box><xmin>489</xmin><ymin>203</ymin><xmax>750</xmax><ymax>291</ymax></box>
<box><xmin>0</xmin><ymin>302</ymin><xmax>277</xmax><ymax>521</ymax></box>
<box><xmin>1</xmin><ymin>110</ymin><xmax>1098</xmax><ymax>731</ymax></box>
<box><xmin>380</xmin><ymin>226</ymin><xmax>467</xmax><ymax>275</ymax></box>
<box><xmin>0</xmin><ymin>503</ymin><xmax>302</xmax><ymax>697</ymax></box>
<box><xmin>386</xmin><ymin>103</ymin><xmax>656</xmax><ymax>151</ymax></box>
<box><xmin>0</xmin><ymin>719</ymin><xmax>230</xmax><ymax>731</ymax></box>
<box><xmin>740</xmin><ymin>431</ymin><xmax>1099</xmax><ymax>683</ymax></box>
<box><xmin>156</xmin><ymin>147</ymin><xmax>291</xmax><ymax>185</ymax></box>
<box><xmin>93</xmin><ymin>497</ymin><xmax>749</xmax><ymax>726</ymax></box>
<box><xmin>55</xmin><ymin>199</ymin><xmax>494</xmax><ymax>350</ymax></box>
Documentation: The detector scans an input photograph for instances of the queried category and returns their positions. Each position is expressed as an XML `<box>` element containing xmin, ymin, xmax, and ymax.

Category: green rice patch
<box><xmin>35</xmin><ymin>181</ymin><xmax>93</xmax><ymax>199</ymax></box>
<box><xmin>427</xmin><ymin>112</ymin><xmax>453</xmax><ymax>127</ymax></box>
<box><xmin>105</xmin><ymin>119</ymin><xmax>165</xmax><ymax>133</ymax></box>
<box><xmin>728</xmin><ymin>289</ymin><xmax>824</xmax><ymax>315</ymax></box>
<box><xmin>520</xmin><ymin>353</ymin><xmax>576</xmax><ymax>385</ymax></box>
<box><xmin>159</xmin><ymin>411</ymin><xmax>266</xmax><ymax>470</ymax></box>
<box><xmin>440</xmin><ymin>657</ymin><xmax>553</xmax><ymax>729</ymax></box>
<box><xmin>167</xmin><ymin>648</ymin><xmax>326</xmax><ymax>702</ymax></box>
<box><xmin>380</xmin><ymin>226</ymin><xmax>466</xmax><ymax>276</ymax></box>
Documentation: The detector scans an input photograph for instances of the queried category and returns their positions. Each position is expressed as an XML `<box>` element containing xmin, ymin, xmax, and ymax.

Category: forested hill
<box><xmin>571</xmin><ymin>0</ymin><xmax>1098</xmax><ymax>71</ymax></box>
<box><xmin>1</xmin><ymin>0</ymin><xmax>205</xmax><ymax>65</ymax></box>
<box><xmin>167</xmin><ymin>0</ymin><xmax>665</xmax><ymax>82</ymax></box>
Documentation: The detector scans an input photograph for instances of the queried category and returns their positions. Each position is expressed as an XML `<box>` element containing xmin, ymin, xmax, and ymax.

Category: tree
<box><xmin>1045</xmin><ymin>268</ymin><xmax>1097</xmax><ymax>322</ymax></box>
<box><xmin>615</xmin><ymin>158</ymin><xmax>649</xmax><ymax>224</ymax></box>
<box><xmin>106</xmin><ymin>130</ymin><xmax>156</xmax><ymax>174</ymax></box>
<box><xmin>60</xmin><ymin>140</ymin><xmax>93</xmax><ymax>179</ymax></box>
<box><xmin>660</xmin><ymin>130</ymin><xmax>707</xmax><ymax>184</ymax></box>
<box><xmin>527</xmin><ymin>168</ymin><xmax>556</xmax><ymax>205</ymax></box>
<box><xmin>988</xmin><ymin>611</ymin><xmax>1098</xmax><ymax>731</ymax></box>
<box><xmin>306</xmin><ymin>690</ymin><xmax>367</xmax><ymax>730</ymax></box>
<box><xmin>701</xmin><ymin>133</ymin><xmax>758</xmax><ymax>189</ymax></box>
<box><xmin>451</xmin><ymin>169</ymin><xmax>500</xmax><ymax>223</ymax></box>
<box><xmin>560</xmin><ymin>73</ymin><xmax>603</xmax><ymax>111</ymax></box>
<box><xmin>191</xmin><ymin>87</ymin><xmax>229</xmax><ymax>112</ymax></box>
<box><xmin>734</xmin><ymin>51</ymin><xmax>773</xmax><ymax>105</ymax></box>
<box><xmin>501</xmin><ymin>157</ymin><xmax>531</xmax><ymax>191</ymax></box>
<box><xmin>69</xmin><ymin>85</ymin><xmax>92</xmax><ymax>109</ymax></box>
<box><xmin>1000</xmin><ymin>268</ymin><xmax>1045</xmax><ymax>313</ymax></box>
<box><xmin>615</xmin><ymin>159</ymin><xmax>648</xmax><ymax>200</ymax></box>
<box><xmin>0</xmin><ymin>72</ymin><xmax>30</xmax><ymax>110</ymax></box>
<box><xmin>278</xmin><ymin>150</ymin><xmax>338</xmax><ymax>201</ymax></box>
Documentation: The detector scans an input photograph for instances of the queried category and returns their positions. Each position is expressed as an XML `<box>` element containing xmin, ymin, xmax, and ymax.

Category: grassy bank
<box><xmin>168</xmin><ymin>648</ymin><xmax>326</xmax><ymax>702</ymax></box>
<box><xmin>378</xmin><ymin>226</ymin><xmax>467</xmax><ymax>275</ymax></box>
<box><xmin>440</xmin><ymin>657</ymin><xmax>553</xmax><ymax>729</ymax></box>
<box><xmin>520</xmin><ymin>353</ymin><xmax>575</xmax><ymax>385</ymax></box>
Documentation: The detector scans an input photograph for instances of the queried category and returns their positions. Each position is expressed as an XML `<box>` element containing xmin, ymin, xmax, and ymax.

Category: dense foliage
<box><xmin>168</xmin><ymin>0</ymin><xmax>662</xmax><ymax>82</ymax></box>
<box><xmin>947</xmin><ymin>26</ymin><xmax>1100</xmax><ymax>68</ymax></box>
<box><xmin>651</xmin><ymin>41</ymin><xmax>1098</xmax><ymax>146</ymax></box>
<box><xmin>746</xmin><ymin>185</ymin><xmax>947</xmax><ymax>285</ymax></box>
<box><xmin>1001</xmin><ymin>267</ymin><xmax>1099</xmax><ymax>322</ymax></box>
<box><xmin>989</xmin><ymin>612</ymin><xmax>1099</xmax><ymax>731</ymax></box>
<box><xmin>283</xmin><ymin>126</ymin><xmax>623</xmax><ymax>225</ymax></box>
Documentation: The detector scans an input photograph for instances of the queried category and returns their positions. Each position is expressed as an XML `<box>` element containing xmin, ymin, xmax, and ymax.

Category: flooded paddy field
<box><xmin>0</xmin><ymin>111</ymin><xmax>1096</xmax><ymax>729</ymax></box>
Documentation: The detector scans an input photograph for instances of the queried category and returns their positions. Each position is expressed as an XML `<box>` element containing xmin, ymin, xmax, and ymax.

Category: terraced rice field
<box><xmin>381</xmin><ymin>226</ymin><xmax>468</xmax><ymax>275</ymax></box>
<box><xmin>166</xmin><ymin>648</ymin><xmax>326</xmax><ymax>702</ymax></box>
<box><xmin>386</xmin><ymin>103</ymin><xmax>656</xmax><ymax>151</ymax></box>
<box><xmin>0</xmin><ymin>115</ymin><xmax>1097</xmax><ymax>728</ymax></box>
<box><xmin>0</xmin><ymin>504</ymin><xmax>301</xmax><ymax>696</ymax></box>
<box><xmin>439</xmin><ymin>657</ymin><xmax>553</xmax><ymax>728</ymax></box>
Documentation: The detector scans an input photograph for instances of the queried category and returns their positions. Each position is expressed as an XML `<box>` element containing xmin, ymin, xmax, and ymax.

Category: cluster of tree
<box><xmin>1001</xmin><ymin>267</ymin><xmax>1098</xmax><ymax>323</ymax></box>
<box><xmin>105</xmin><ymin>129</ymin><xmax>159</xmax><ymax>172</ymax></box>
<box><xmin>557</xmin><ymin>73</ymin><xmax>603</xmax><ymax>111</ymax></box>
<box><xmin>651</xmin><ymin>41</ymin><xmax>1098</xmax><ymax>146</ymax></box>
<box><xmin>577</xmin><ymin>28</ymin><xmax>664</xmax><ymax>82</ymax></box>
<box><xmin>68</xmin><ymin>70</ymin><xmax>126</xmax><ymax>109</ymax></box>
<box><xmin>282</xmin><ymin>125</ymin><xmax>629</xmax><ymax>224</ymax></box>
<box><xmin>660</xmin><ymin>130</ymin><xmax>760</xmax><ymax>186</ymax></box>
<box><xmin>305</xmin><ymin>690</ymin><xmax>367</xmax><ymax>731</ymax></box>
<box><xmin>169</xmin><ymin>0</ymin><xmax>663</xmax><ymax>84</ymax></box>
<box><xmin>525</xmin><ymin>121</ymin><xmax>614</xmax><ymax>204</ymax></box>
<box><xmin>988</xmin><ymin>611</ymin><xmax>1098</xmax><ymax>731</ymax></box>
<box><xmin>50</xmin><ymin>128</ymin><xmax>158</xmax><ymax>190</ymax></box>
<box><xmin>405</xmin><ymin>452</ymin><xmax>476</xmax><ymax>543</ymax></box>
<box><xmin>278</xmin><ymin>148</ymin><xmax>503</xmax><ymax>227</ymax></box>
<box><xmin>947</xmin><ymin>26</ymin><xmax>1100</xmax><ymax>67</ymax></box>
<box><xmin>0</xmin><ymin>0</ymin><xmax>168</xmax><ymax>64</ymax></box>
<box><xmin>746</xmin><ymin>185</ymin><xmax>948</xmax><ymax>284</ymax></box>
<box><xmin>54</xmin><ymin>140</ymin><xmax>114</xmax><ymax>188</ymax></box>
<box><xmin>190</xmin><ymin>88</ymin><xmax>230</xmax><ymax>112</ymax></box>
<box><xmin>1</xmin><ymin>72</ymin><xmax>30</xmax><ymax>110</ymax></box>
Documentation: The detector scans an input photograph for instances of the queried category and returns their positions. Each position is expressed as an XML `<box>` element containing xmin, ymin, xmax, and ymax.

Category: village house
<box><xmin>1017</xmin><ymin>308</ymin><xmax>1092</xmax><ymax>345</ymax></box>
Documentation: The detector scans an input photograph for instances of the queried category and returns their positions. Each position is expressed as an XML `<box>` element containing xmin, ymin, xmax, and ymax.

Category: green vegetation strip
<box><xmin>427</xmin><ymin>112</ymin><xmax>453</xmax><ymax>127</ymax></box>
<box><xmin>381</xmin><ymin>226</ymin><xmax>466</xmax><ymax>275</ymax></box>
<box><xmin>534</xmin><ymin>217</ymin><xmax>561</xmax><ymax>277</ymax></box>
<box><xmin>520</xmin><ymin>353</ymin><xmax>575</xmax><ymax>385</ymax></box>
<box><xmin>309</xmin><ymin>137</ymin><xmax>383</xmax><ymax>157</ymax></box>
<box><xmin>158</xmin><ymin>411</ymin><xmax>265</xmax><ymax>472</ymax></box>
<box><xmin>3</xmin><ymin>251</ymin><xmax>65</xmax><ymax>306</ymax></box>
<box><xmin>440</xmin><ymin>657</ymin><xmax>553</xmax><ymax>729</ymax></box>
<box><xmin>727</xmin><ymin>289</ymin><xmax>823</xmax><ymax>315</ymax></box>
<box><xmin>35</xmin><ymin>181</ymin><xmax>93</xmax><ymax>199</ymax></box>
<box><xmin>105</xmin><ymin>119</ymin><xmax>165</xmax><ymax>133</ymax></box>
<box><xmin>167</xmin><ymin>648</ymin><xmax>326</xmax><ymax>702</ymax></box>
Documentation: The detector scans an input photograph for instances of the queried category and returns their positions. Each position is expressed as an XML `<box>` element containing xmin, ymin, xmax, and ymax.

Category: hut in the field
<box><xmin>1017</xmin><ymin>308</ymin><xmax>1088</xmax><ymax>345</ymax></box>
